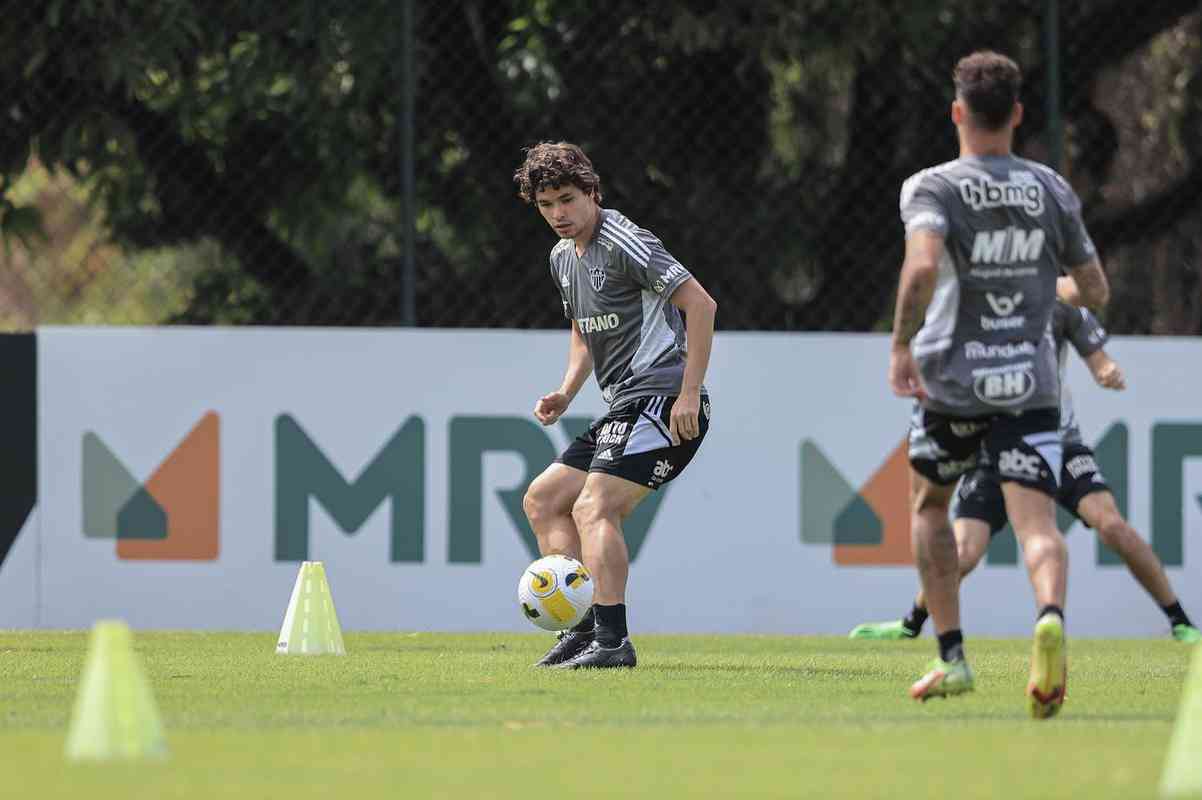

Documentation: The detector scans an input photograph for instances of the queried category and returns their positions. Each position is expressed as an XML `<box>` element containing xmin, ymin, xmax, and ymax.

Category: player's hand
<box><xmin>669</xmin><ymin>389</ymin><xmax>701</xmax><ymax>446</ymax></box>
<box><xmin>888</xmin><ymin>345</ymin><xmax>927</xmax><ymax>401</ymax></box>
<box><xmin>1092</xmin><ymin>358</ymin><xmax>1126</xmax><ymax>390</ymax></box>
<box><xmin>534</xmin><ymin>392</ymin><xmax>570</xmax><ymax>426</ymax></box>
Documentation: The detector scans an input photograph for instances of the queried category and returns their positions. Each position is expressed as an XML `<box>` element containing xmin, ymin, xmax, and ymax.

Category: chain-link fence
<box><xmin>1</xmin><ymin>1</ymin><xmax>1199</xmax><ymax>332</ymax></box>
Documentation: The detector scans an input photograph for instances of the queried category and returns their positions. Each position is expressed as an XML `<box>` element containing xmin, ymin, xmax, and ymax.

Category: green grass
<box><xmin>1</xmin><ymin>632</ymin><xmax>1194</xmax><ymax>799</ymax></box>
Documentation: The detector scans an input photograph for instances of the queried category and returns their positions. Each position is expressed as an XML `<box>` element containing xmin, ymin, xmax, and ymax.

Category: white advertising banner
<box><xmin>16</xmin><ymin>327</ymin><xmax>1202</xmax><ymax>636</ymax></box>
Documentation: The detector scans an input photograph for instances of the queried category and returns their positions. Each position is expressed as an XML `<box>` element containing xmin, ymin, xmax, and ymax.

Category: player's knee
<box><xmin>1024</xmin><ymin>529</ymin><xmax>1067</xmax><ymax>564</ymax></box>
<box><xmin>1096</xmin><ymin>514</ymin><xmax>1131</xmax><ymax>549</ymax></box>
<box><xmin>958</xmin><ymin>540</ymin><xmax>987</xmax><ymax>574</ymax></box>
<box><xmin>523</xmin><ymin>481</ymin><xmax>563</xmax><ymax>525</ymax></box>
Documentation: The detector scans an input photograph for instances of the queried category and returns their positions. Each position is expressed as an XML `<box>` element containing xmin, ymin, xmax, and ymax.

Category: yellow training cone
<box><xmin>1162</xmin><ymin>644</ymin><xmax>1202</xmax><ymax>797</ymax></box>
<box><xmin>276</xmin><ymin>561</ymin><xmax>346</xmax><ymax>655</ymax></box>
<box><xmin>64</xmin><ymin>620</ymin><xmax>168</xmax><ymax>762</ymax></box>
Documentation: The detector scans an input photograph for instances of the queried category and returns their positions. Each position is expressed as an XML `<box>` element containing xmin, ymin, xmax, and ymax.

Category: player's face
<box><xmin>534</xmin><ymin>184</ymin><xmax>597</xmax><ymax>241</ymax></box>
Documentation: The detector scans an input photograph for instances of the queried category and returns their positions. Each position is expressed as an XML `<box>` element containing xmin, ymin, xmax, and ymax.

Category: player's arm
<box><xmin>1084</xmin><ymin>348</ymin><xmax>1125</xmax><ymax>390</ymax></box>
<box><xmin>1060</xmin><ymin>260</ymin><xmax>1109</xmax><ymax>312</ymax></box>
<box><xmin>1056</xmin><ymin>275</ymin><xmax>1081</xmax><ymax>307</ymax></box>
<box><xmin>534</xmin><ymin>322</ymin><xmax>593</xmax><ymax>426</ymax></box>
<box><xmin>668</xmin><ymin>278</ymin><xmax>717</xmax><ymax>444</ymax></box>
<box><xmin>889</xmin><ymin>229</ymin><xmax>944</xmax><ymax>398</ymax></box>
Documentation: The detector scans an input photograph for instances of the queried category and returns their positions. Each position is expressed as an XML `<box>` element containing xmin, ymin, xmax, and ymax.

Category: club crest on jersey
<box><xmin>589</xmin><ymin>264</ymin><xmax>606</xmax><ymax>292</ymax></box>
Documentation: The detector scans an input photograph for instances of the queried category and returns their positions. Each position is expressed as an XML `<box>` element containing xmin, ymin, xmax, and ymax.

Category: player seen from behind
<box><xmin>853</xmin><ymin>300</ymin><xmax>1200</xmax><ymax>644</ymax></box>
<box><xmin>889</xmin><ymin>51</ymin><xmax>1109</xmax><ymax>717</ymax></box>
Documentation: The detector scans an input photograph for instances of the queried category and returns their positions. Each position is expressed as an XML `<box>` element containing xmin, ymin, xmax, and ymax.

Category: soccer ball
<box><xmin>517</xmin><ymin>554</ymin><xmax>593</xmax><ymax>631</ymax></box>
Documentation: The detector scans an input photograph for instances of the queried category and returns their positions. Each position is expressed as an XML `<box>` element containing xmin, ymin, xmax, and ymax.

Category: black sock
<box><xmin>571</xmin><ymin>607</ymin><xmax>596</xmax><ymax>634</ymax></box>
<box><xmin>1162</xmin><ymin>601</ymin><xmax>1193</xmax><ymax>629</ymax></box>
<box><xmin>594</xmin><ymin>603</ymin><xmax>628</xmax><ymax>647</ymax></box>
<box><xmin>902</xmin><ymin>604</ymin><xmax>928</xmax><ymax>635</ymax></box>
<box><xmin>1038</xmin><ymin>605</ymin><xmax>1064</xmax><ymax>622</ymax></box>
<box><xmin>937</xmin><ymin>629</ymin><xmax>964</xmax><ymax>663</ymax></box>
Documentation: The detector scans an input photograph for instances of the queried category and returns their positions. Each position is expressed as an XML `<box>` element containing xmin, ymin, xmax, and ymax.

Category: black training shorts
<box><xmin>556</xmin><ymin>394</ymin><xmax>710</xmax><ymax>490</ymax></box>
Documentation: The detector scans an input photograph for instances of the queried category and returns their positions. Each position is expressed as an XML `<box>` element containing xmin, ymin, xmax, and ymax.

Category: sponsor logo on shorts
<box><xmin>595</xmin><ymin>448</ymin><xmax>613</xmax><ymax>461</ymax></box>
<box><xmin>937</xmin><ymin>456</ymin><xmax>977</xmax><ymax>480</ymax></box>
<box><xmin>1065</xmin><ymin>454</ymin><xmax>1099</xmax><ymax>480</ymax></box>
<box><xmin>596</xmin><ymin>421</ymin><xmax>629</xmax><ymax>446</ymax></box>
<box><xmin>972</xmin><ymin>363</ymin><xmax>1037</xmax><ymax>407</ymax></box>
<box><xmin>576</xmin><ymin>313</ymin><xmax>621</xmax><ymax>333</ymax></box>
<box><xmin>949</xmin><ymin>421</ymin><xmax>988</xmax><ymax>437</ymax></box>
<box><xmin>649</xmin><ymin>459</ymin><xmax>675</xmax><ymax>486</ymax></box>
<box><xmin>965</xmin><ymin>340</ymin><xmax>1037</xmax><ymax>360</ymax></box>
<box><xmin>998</xmin><ymin>448</ymin><xmax>1046</xmax><ymax>481</ymax></box>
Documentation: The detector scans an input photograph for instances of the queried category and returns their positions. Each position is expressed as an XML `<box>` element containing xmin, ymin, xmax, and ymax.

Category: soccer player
<box><xmin>889</xmin><ymin>51</ymin><xmax>1109</xmax><ymax>715</ymax></box>
<box><xmin>513</xmin><ymin>142</ymin><xmax>716</xmax><ymax>669</ymax></box>
<box><xmin>852</xmin><ymin>300</ymin><xmax>1201</xmax><ymax>643</ymax></box>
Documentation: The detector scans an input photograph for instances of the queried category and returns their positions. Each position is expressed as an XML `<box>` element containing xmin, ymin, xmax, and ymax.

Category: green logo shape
<box><xmin>799</xmin><ymin>440</ymin><xmax>881</xmax><ymax>546</ymax></box>
<box><xmin>82</xmin><ymin>433</ymin><xmax>166</xmax><ymax>540</ymax></box>
<box><xmin>275</xmin><ymin>414</ymin><xmax>425</xmax><ymax>562</ymax></box>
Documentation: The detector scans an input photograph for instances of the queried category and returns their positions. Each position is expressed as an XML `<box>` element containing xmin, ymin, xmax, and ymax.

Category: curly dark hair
<box><xmin>513</xmin><ymin>142</ymin><xmax>603</xmax><ymax>204</ymax></box>
<box><xmin>953</xmin><ymin>51</ymin><xmax>1022</xmax><ymax>131</ymax></box>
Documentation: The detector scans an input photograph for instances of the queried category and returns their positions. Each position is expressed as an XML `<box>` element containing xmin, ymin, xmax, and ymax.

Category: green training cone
<box><xmin>64</xmin><ymin>620</ymin><xmax>168</xmax><ymax>762</ymax></box>
<box><xmin>1162</xmin><ymin>643</ymin><xmax>1202</xmax><ymax>797</ymax></box>
<box><xmin>276</xmin><ymin>561</ymin><xmax>346</xmax><ymax>655</ymax></box>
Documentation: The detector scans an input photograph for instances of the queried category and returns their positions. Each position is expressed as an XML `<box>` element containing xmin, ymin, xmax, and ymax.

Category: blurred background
<box><xmin>1</xmin><ymin>0</ymin><xmax>1198</xmax><ymax>333</ymax></box>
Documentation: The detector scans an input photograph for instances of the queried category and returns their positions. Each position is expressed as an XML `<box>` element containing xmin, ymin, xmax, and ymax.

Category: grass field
<box><xmin>2</xmin><ymin>631</ymin><xmax>1194</xmax><ymax>799</ymax></box>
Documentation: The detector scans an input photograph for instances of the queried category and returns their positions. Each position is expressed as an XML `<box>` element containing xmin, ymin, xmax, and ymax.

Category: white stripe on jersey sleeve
<box><xmin>600</xmin><ymin>222</ymin><xmax>651</xmax><ymax>267</ymax></box>
<box><xmin>602</xmin><ymin>219</ymin><xmax>651</xmax><ymax>260</ymax></box>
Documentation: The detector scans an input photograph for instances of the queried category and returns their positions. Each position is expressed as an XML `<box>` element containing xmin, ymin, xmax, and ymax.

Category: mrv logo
<box><xmin>972</xmin><ymin>228</ymin><xmax>1045</xmax><ymax>264</ymax></box>
<box><xmin>960</xmin><ymin>177</ymin><xmax>1045</xmax><ymax>215</ymax></box>
<box><xmin>274</xmin><ymin>414</ymin><xmax>668</xmax><ymax>565</ymax></box>
<box><xmin>801</xmin><ymin>422</ymin><xmax>1201</xmax><ymax>568</ymax></box>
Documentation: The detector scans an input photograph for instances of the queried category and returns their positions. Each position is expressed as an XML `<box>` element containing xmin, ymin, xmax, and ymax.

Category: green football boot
<box><xmin>848</xmin><ymin>620</ymin><xmax>919</xmax><ymax>640</ymax></box>
<box><xmin>909</xmin><ymin>657</ymin><xmax>974</xmax><ymax>701</ymax></box>
<box><xmin>1172</xmin><ymin>624</ymin><xmax>1202</xmax><ymax>643</ymax></box>
<box><xmin>1027</xmin><ymin>613</ymin><xmax>1067</xmax><ymax>720</ymax></box>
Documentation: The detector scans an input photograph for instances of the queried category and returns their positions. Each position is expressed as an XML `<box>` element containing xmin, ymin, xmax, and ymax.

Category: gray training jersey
<box><xmin>549</xmin><ymin>208</ymin><xmax>697</xmax><ymax>408</ymax></box>
<box><xmin>899</xmin><ymin>155</ymin><xmax>1096</xmax><ymax>416</ymax></box>
<box><xmin>1052</xmin><ymin>301</ymin><xmax>1108</xmax><ymax>444</ymax></box>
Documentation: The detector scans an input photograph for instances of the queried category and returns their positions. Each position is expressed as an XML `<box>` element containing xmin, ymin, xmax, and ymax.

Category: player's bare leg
<box><xmin>556</xmin><ymin>472</ymin><xmax>650</xmax><ymax>669</ymax></box>
<box><xmin>523</xmin><ymin>463</ymin><xmax>588</xmax><ymax>560</ymax></box>
<box><xmin>855</xmin><ymin>519</ymin><xmax>991</xmax><ymax>640</ymax></box>
<box><xmin>908</xmin><ymin>474</ymin><xmax>974</xmax><ymax>700</ymax></box>
<box><xmin>1003</xmin><ymin>482</ymin><xmax>1068</xmax><ymax>718</ymax></box>
<box><xmin>523</xmin><ymin>464</ymin><xmax>594</xmax><ymax>666</ymax></box>
<box><xmin>1077</xmin><ymin>491</ymin><xmax>1200</xmax><ymax>641</ymax></box>
<box><xmin>1003</xmin><ymin>484</ymin><xmax>1066</xmax><ymax>609</ymax></box>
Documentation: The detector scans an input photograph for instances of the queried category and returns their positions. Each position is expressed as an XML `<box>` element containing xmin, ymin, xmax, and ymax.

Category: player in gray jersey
<box><xmin>513</xmin><ymin>142</ymin><xmax>717</xmax><ymax>669</ymax></box>
<box><xmin>888</xmin><ymin>51</ymin><xmax>1110</xmax><ymax>716</ymax></box>
<box><xmin>852</xmin><ymin>300</ymin><xmax>1200</xmax><ymax>644</ymax></box>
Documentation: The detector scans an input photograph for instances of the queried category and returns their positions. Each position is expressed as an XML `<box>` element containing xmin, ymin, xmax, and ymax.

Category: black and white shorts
<box><xmin>955</xmin><ymin>441</ymin><xmax>1111</xmax><ymax>533</ymax></box>
<box><xmin>908</xmin><ymin>405</ymin><xmax>1062</xmax><ymax>497</ymax></box>
<box><xmin>557</xmin><ymin>394</ymin><xmax>710</xmax><ymax>490</ymax></box>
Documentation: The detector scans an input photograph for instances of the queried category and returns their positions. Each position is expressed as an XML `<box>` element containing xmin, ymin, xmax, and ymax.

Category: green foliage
<box><xmin>0</xmin><ymin>1</ymin><xmax>1198</xmax><ymax>329</ymax></box>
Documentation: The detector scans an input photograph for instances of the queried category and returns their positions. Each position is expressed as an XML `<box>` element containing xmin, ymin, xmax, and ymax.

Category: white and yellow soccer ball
<box><xmin>517</xmin><ymin>554</ymin><xmax>593</xmax><ymax>631</ymax></box>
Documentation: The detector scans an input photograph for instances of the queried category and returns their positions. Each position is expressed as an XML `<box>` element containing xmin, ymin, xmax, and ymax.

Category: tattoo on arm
<box><xmin>1068</xmin><ymin>261</ymin><xmax>1109</xmax><ymax>313</ymax></box>
<box><xmin>893</xmin><ymin>276</ymin><xmax>934</xmax><ymax>346</ymax></box>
